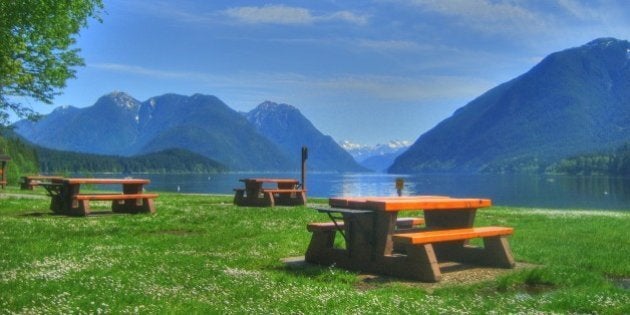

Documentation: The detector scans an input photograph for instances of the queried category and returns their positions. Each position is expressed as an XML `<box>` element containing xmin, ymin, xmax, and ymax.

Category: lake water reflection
<box><xmin>88</xmin><ymin>173</ymin><xmax>630</xmax><ymax>210</ymax></box>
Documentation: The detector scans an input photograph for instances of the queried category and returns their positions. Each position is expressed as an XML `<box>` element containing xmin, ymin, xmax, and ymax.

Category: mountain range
<box><xmin>14</xmin><ymin>37</ymin><xmax>630</xmax><ymax>175</ymax></box>
<box><xmin>390</xmin><ymin>37</ymin><xmax>630</xmax><ymax>173</ymax></box>
<box><xmin>14</xmin><ymin>93</ymin><xmax>364</xmax><ymax>172</ymax></box>
<box><xmin>340</xmin><ymin>140</ymin><xmax>410</xmax><ymax>172</ymax></box>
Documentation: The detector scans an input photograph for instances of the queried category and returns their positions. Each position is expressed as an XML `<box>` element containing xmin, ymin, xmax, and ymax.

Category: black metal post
<box><xmin>301</xmin><ymin>146</ymin><xmax>308</xmax><ymax>190</ymax></box>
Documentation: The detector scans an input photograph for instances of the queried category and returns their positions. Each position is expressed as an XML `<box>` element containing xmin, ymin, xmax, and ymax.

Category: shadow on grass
<box><xmin>19</xmin><ymin>210</ymin><xmax>124</xmax><ymax>217</ymax></box>
<box><xmin>278</xmin><ymin>256</ymin><xmax>541</xmax><ymax>291</ymax></box>
<box><xmin>611</xmin><ymin>277</ymin><xmax>630</xmax><ymax>290</ymax></box>
<box><xmin>277</xmin><ymin>256</ymin><xmax>340</xmax><ymax>278</ymax></box>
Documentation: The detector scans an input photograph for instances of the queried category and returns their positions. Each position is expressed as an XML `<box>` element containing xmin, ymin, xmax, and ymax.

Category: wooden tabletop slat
<box><xmin>329</xmin><ymin>196</ymin><xmax>491</xmax><ymax>212</ymax></box>
<box><xmin>239</xmin><ymin>178</ymin><xmax>299</xmax><ymax>184</ymax></box>
<box><xmin>54</xmin><ymin>178</ymin><xmax>150</xmax><ymax>185</ymax></box>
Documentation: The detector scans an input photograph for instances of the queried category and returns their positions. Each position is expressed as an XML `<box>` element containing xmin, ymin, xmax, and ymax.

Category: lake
<box><xmin>86</xmin><ymin>172</ymin><xmax>630</xmax><ymax>211</ymax></box>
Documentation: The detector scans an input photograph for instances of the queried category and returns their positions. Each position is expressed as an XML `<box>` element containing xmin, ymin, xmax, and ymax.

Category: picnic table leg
<box><xmin>380</xmin><ymin>242</ymin><xmax>441</xmax><ymax>282</ymax></box>
<box><xmin>49</xmin><ymin>196</ymin><xmax>61</xmax><ymax>213</ymax></box>
<box><xmin>245</xmin><ymin>182</ymin><xmax>261</xmax><ymax>204</ymax></box>
<box><xmin>427</xmin><ymin>235</ymin><xmax>516</xmax><ymax>268</ymax></box>
<box><xmin>275</xmin><ymin>182</ymin><xmax>292</xmax><ymax>205</ymax></box>
<box><xmin>483</xmin><ymin>236</ymin><xmax>515</xmax><ymax>267</ymax></box>
<box><xmin>274</xmin><ymin>182</ymin><xmax>306</xmax><ymax>206</ymax></box>
<box><xmin>305</xmin><ymin>226</ymin><xmax>337</xmax><ymax>264</ymax></box>
<box><xmin>138</xmin><ymin>197</ymin><xmax>156</xmax><ymax>214</ymax></box>
<box><xmin>305</xmin><ymin>230</ymin><xmax>351</xmax><ymax>268</ymax></box>
<box><xmin>373</xmin><ymin>212</ymin><xmax>397</xmax><ymax>258</ymax></box>
<box><xmin>343</xmin><ymin>213</ymin><xmax>378</xmax><ymax>270</ymax></box>
<box><xmin>263</xmin><ymin>191</ymin><xmax>275</xmax><ymax>207</ymax></box>
<box><xmin>241</xmin><ymin>182</ymin><xmax>274</xmax><ymax>207</ymax></box>
<box><xmin>296</xmin><ymin>190</ymin><xmax>307</xmax><ymax>205</ymax></box>
<box><xmin>20</xmin><ymin>177</ymin><xmax>32</xmax><ymax>190</ymax></box>
<box><xmin>424</xmin><ymin>209</ymin><xmax>477</xmax><ymax>260</ymax></box>
<box><xmin>65</xmin><ymin>183</ymin><xmax>90</xmax><ymax>216</ymax></box>
<box><xmin>112</xmin><ymin>196</ymin><xmax>155</xmax><ymax>214</ymax></box>
<box><xmin>233</xmin><ymin>189</ymin><xmax>245</xmax><ymax>205</ymax></box>
<box><xmin>113</xmin><ymin>183</ymin><xmax>154</xmax><ymax>213</ymax></box>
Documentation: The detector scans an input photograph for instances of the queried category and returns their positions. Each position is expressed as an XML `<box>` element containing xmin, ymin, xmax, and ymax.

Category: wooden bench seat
<box><xmin>258</xmin><ymin>188</ymin><xmax>307</xmax><ymax>206</ymax></box>
<box><xmin>388</xmin><ymin>226</ymin><xmax>515</xmax><ymax>282</ymax></box>
<box><xmin>392</xmin><ymin>226</ymin><xmax>513</xmax><ymax>244</ymax></box>
<box><xmin>261</xmin><ymin>188</ymin><xmax>305</xmax><ymax>193</ymax></box>
<box><xmin>233</xmin><ymin>188</ymin><xmax>307</xmax><ymax>205</ymax></box>
<box><xmin>74</xmin><ymin>193</ymin><xmax>159</xmax><ymax>201</ymax></box>
<box><xmin>72</xmin><ymin>193</ymin><xmax>158</xmax><ymax>214</ymax></box>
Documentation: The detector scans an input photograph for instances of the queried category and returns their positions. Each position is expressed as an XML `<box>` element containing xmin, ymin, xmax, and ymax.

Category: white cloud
<box><xmin>398</xmin><ymin>0</ymin><xmax>548</xmax><ymax>37</ymax></box>
<box><xmin>555</xmin><ymin>0</ymin><xmax>605</xmax><ymax>21</ymax></box>
<box><xmin>115</xmin><ymin>1</ymin><xmax>218</xmax><ymax>25</ymax></box>
<box><xmin>88</xmin><ymin>63</ymin><xmax>250</xmax><ymax>89</ymax></box>
<box><xmin>223</xmin><ymin>5</ymin><xmax>368</xmax><ymax>26</ymax></box>
<box><xmin>306</xmin><ymin>74</ymin><xmax>492</xmax><ymax>102</ymax></box>
<box><xmin>410</xmin><ymin>0</ymin><xmax>538</xmax><ymax>22</ymax></box>
<box><xmin>90</xmin><ymin>63</ymin><xmax>204</xmax><ymax>80</ymax></box>
<box><xmin>116</xmin><ymin>2</ymin><xmax>369</xmax><ymax>27</ymax></box>
<box><xmin>89</xmin><ymin>63</ymin><xmax>490</xmax><ymax>104</ymax></box>
<box><xmin>224</xmin><ymin>5</ymin><xmax>314</xmax><ymax>25</ymax></box>
<box><xmin>355</xmin><ymin>39</ymin><xmax>426</xmax><ymax>52</ymax></box>
<box><xmin>323</xmin><ymin>11</ymin><xmax>369</xmax><ymax>25</ymax></box>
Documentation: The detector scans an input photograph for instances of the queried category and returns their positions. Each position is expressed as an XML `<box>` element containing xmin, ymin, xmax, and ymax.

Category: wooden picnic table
<box><xmin>305</xmin><ymin>196</ymin><xmax>515</xmax><ymax>282</ymax></box>
<box><xmin>233</xmin><ymin>178</ymin><xmax>306</xmax><ymax>207</ymax></box>
<box><xmin>43</xmin><ymin>178</ymin><xmax>158</xmax><ymax>216</ymax></box>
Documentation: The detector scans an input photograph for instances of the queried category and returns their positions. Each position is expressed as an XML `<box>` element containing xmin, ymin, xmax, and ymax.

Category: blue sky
<box><xmin>20</xmin><ymin>0</ymin><xmax>630</xmax><ymax>145</ymax></box>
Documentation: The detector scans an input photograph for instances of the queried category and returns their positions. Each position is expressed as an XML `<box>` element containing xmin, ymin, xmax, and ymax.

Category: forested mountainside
<box><xmin>15</xmin><ymin>92</ymin><xmax>291</xmax><ymax>171</ymax></box>
<box><xmin>246</xmin><ymin>101</ymin><xmax>366</xmax><ymax>172</ymax></box>
<box><xmin>15</xmin><ymin>93</ymin><xmax>366</xmax><ymax>172</ymax></box>
<box><xmin>548</xmin><ymin>142</ymin><xmax>630</xmax><ymax>176</ymax></box>
<box><xmin>390</xmin><ymin>38</ymin><xmax>630</xmax><ymax>174</ymax></box>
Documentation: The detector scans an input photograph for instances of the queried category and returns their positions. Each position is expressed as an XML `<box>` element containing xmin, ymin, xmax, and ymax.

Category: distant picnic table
<box><xmin>305</xmin><ymin>196</ymin><xmax>515</xmax><ymax>282</ymax></box>
<box><xmin>0</xmin><ymin>155</ymin><xmax>10</xmax><ymax>189</ymax></box>
<box><xmin>43</xmin><ymin>178</ymin><xmax>158</xmax><ymax>216</ymax></box>
<box><xmin>233</xmin><ymin>178</ymin><xmax>306</xmax><ymax>207</ymax></box>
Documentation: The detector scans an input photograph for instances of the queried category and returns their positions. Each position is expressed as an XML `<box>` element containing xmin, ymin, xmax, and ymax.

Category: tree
<box><xmin>0</xmin><ymin>0</ymin><xmax>103</xmax><ymax>127</ymax></box>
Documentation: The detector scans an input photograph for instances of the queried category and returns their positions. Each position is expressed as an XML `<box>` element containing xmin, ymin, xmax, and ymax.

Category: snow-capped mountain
<box><xmin>341</xmin><ymin>140</ymin><xmax>411</xmax><ymax>161</ymax></box>
<box><xmin>340</xmin><ymin>140</ymin><xmax>410</xmax><ymax>171</ymax></box>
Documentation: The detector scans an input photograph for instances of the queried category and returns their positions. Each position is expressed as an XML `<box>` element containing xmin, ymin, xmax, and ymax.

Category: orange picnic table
<box><xmin>305</xmin><ymin>196</ymin><xmax>515</xmax><ymax>282</ymax></box>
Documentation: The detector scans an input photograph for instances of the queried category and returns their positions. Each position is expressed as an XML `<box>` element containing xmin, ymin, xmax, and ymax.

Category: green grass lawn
<box><xmin>1</xmin><ymin>187</ymin><xmax>629</xmax><ymax>314</ymax></box>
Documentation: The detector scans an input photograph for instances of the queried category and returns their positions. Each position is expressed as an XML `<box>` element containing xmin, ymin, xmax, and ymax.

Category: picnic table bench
<box><xmin>20</xmin><ymin>175</ymin><xmax>64</xmax><ymax>190</ymax></box>
<box><xmin>44</xmin><ymin>178</ymin><xmax>158</xmax><ymax>216</ymax></box>
<box><xmin>0</xmin><ymin>155</ymin><xmax>9</xmax><ymax>189</ymax></box>
<box><xmin>234</xmin><ymin>178</ymin><xmax>306</xmax><ymax>207</ymax></box>
<box><xmin>305</xmin><ymin>196</ymin><xmax>515</xmax><ymax>282</ymax></box>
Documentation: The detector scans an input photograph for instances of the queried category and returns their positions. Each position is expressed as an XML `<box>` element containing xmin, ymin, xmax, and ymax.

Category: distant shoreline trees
<box><xmin>37</xmin><ymin>148</ymin><xmax>226</xmax><ymax>174</ymax></box>
<box><xmin>549</xmin><ymin>143</ymin><xmax>630</xmax><ymax>176</ymax></box>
